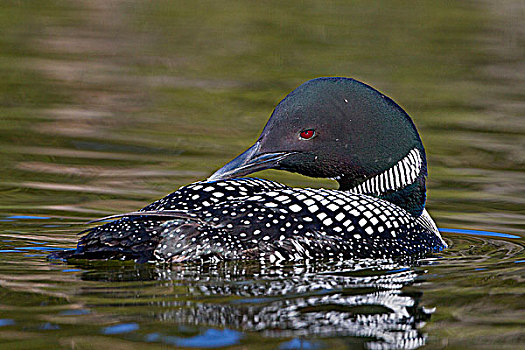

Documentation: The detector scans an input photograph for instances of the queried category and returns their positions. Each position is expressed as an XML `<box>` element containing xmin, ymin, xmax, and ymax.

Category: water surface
<box><xmin>0</xmin><ymin>1</ymin><xmax>523</xmax><ymax>349</ymax></box>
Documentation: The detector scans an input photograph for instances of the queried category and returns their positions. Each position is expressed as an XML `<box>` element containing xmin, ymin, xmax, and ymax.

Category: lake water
<box><xmin>0</xmin><ymin>1</ymin><xmax>523</xmax><ymax>349</ymax></box>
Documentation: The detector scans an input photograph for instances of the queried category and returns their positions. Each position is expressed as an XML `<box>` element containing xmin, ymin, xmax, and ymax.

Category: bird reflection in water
<box><xmin>78</xmin><ymin>259</ymin><xmax>435</xmax><ymax>349</ymax></box>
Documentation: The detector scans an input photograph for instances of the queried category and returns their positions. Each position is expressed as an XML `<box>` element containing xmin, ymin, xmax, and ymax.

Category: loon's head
<box><xmin>208</xmin><ymin>77</ymin><xmax>428</xmax><ymax>216</ymax></box>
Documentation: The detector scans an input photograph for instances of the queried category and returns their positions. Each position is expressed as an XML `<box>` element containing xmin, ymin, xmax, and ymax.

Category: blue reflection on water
<box><xmin>16</xmin><ymin>246</ymin><xmax>64</xmax><ymax>251</ymax></box>
<box><xmin>6</xmin><ymin>215</ymin><xmax>50</xmax><ymax>220</ymax></box>
<box><xmin>231</xmin><ymin>297</ymin><xmax>273</xmax><ymax>304</ymax></box>
<box><xmin>24</xmin><ymin>254</ymin><xmax>48</xmax><ymax>257</ymax></box>
<box><xmin>280</xmin><ymin>338</ymin><xmax>318</xmax><ymax>349</ymax></box>
<box><xmin>0</xmin><ymin>246</ymin><xmax>65</xmax><ymax>254</ymax></box>
<box><xmin>39</xmin><ymin>322</ymin><xmax>61</xmax><ymax>330</ymax></box>
<box><xmin>388</xmin><ymin>267</ymin><xmax>410</xmax><ymax>273</ymax></box>
<box><xmin>146</xmin><ymin>329</ymin><xmax>242</xmax><ymax>348</ymax></box>
<box><xmin>102</xmin><ymin>323</ymin><xmax>139</xmax><ymax>334</ymax></box>
<box><xmin>0</xmin><ymin>319</ymin><xmax>15</xmax><ymax>327</ymax></box>
<box><xmin>59</xmin><ymin>309</ymin><xmax>90</xmax><ymax>316</ymax></box>
<box><xmin>439</xmin><ymin>228</ymin><xmax>520</xmax><ymax>239</ymax></box>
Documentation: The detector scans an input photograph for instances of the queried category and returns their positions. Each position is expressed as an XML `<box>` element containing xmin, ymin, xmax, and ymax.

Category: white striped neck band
<box><xmin>349</xmin><ymin>148</ymin><xmax>423</xmax><ymax>196</ymax></box>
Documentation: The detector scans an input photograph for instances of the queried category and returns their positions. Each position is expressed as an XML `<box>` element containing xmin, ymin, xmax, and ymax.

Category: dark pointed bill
<box><xmin>207</xmin><ymin>141</ymin><xmax>296</xmax><ymax>181</ymax></box>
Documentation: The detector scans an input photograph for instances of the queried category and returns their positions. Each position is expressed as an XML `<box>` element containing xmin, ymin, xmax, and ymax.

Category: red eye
<box><xmin>299</xmin><ymin>129</ymin><xmax>315</xmax><ymax>140</ymax></box>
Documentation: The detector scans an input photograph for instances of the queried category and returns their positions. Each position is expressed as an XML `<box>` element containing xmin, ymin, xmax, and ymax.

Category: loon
<box><xmin>51</xmin><ymin>77</ymin><xmax>447</xmax><ymax>263</ymax></box>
